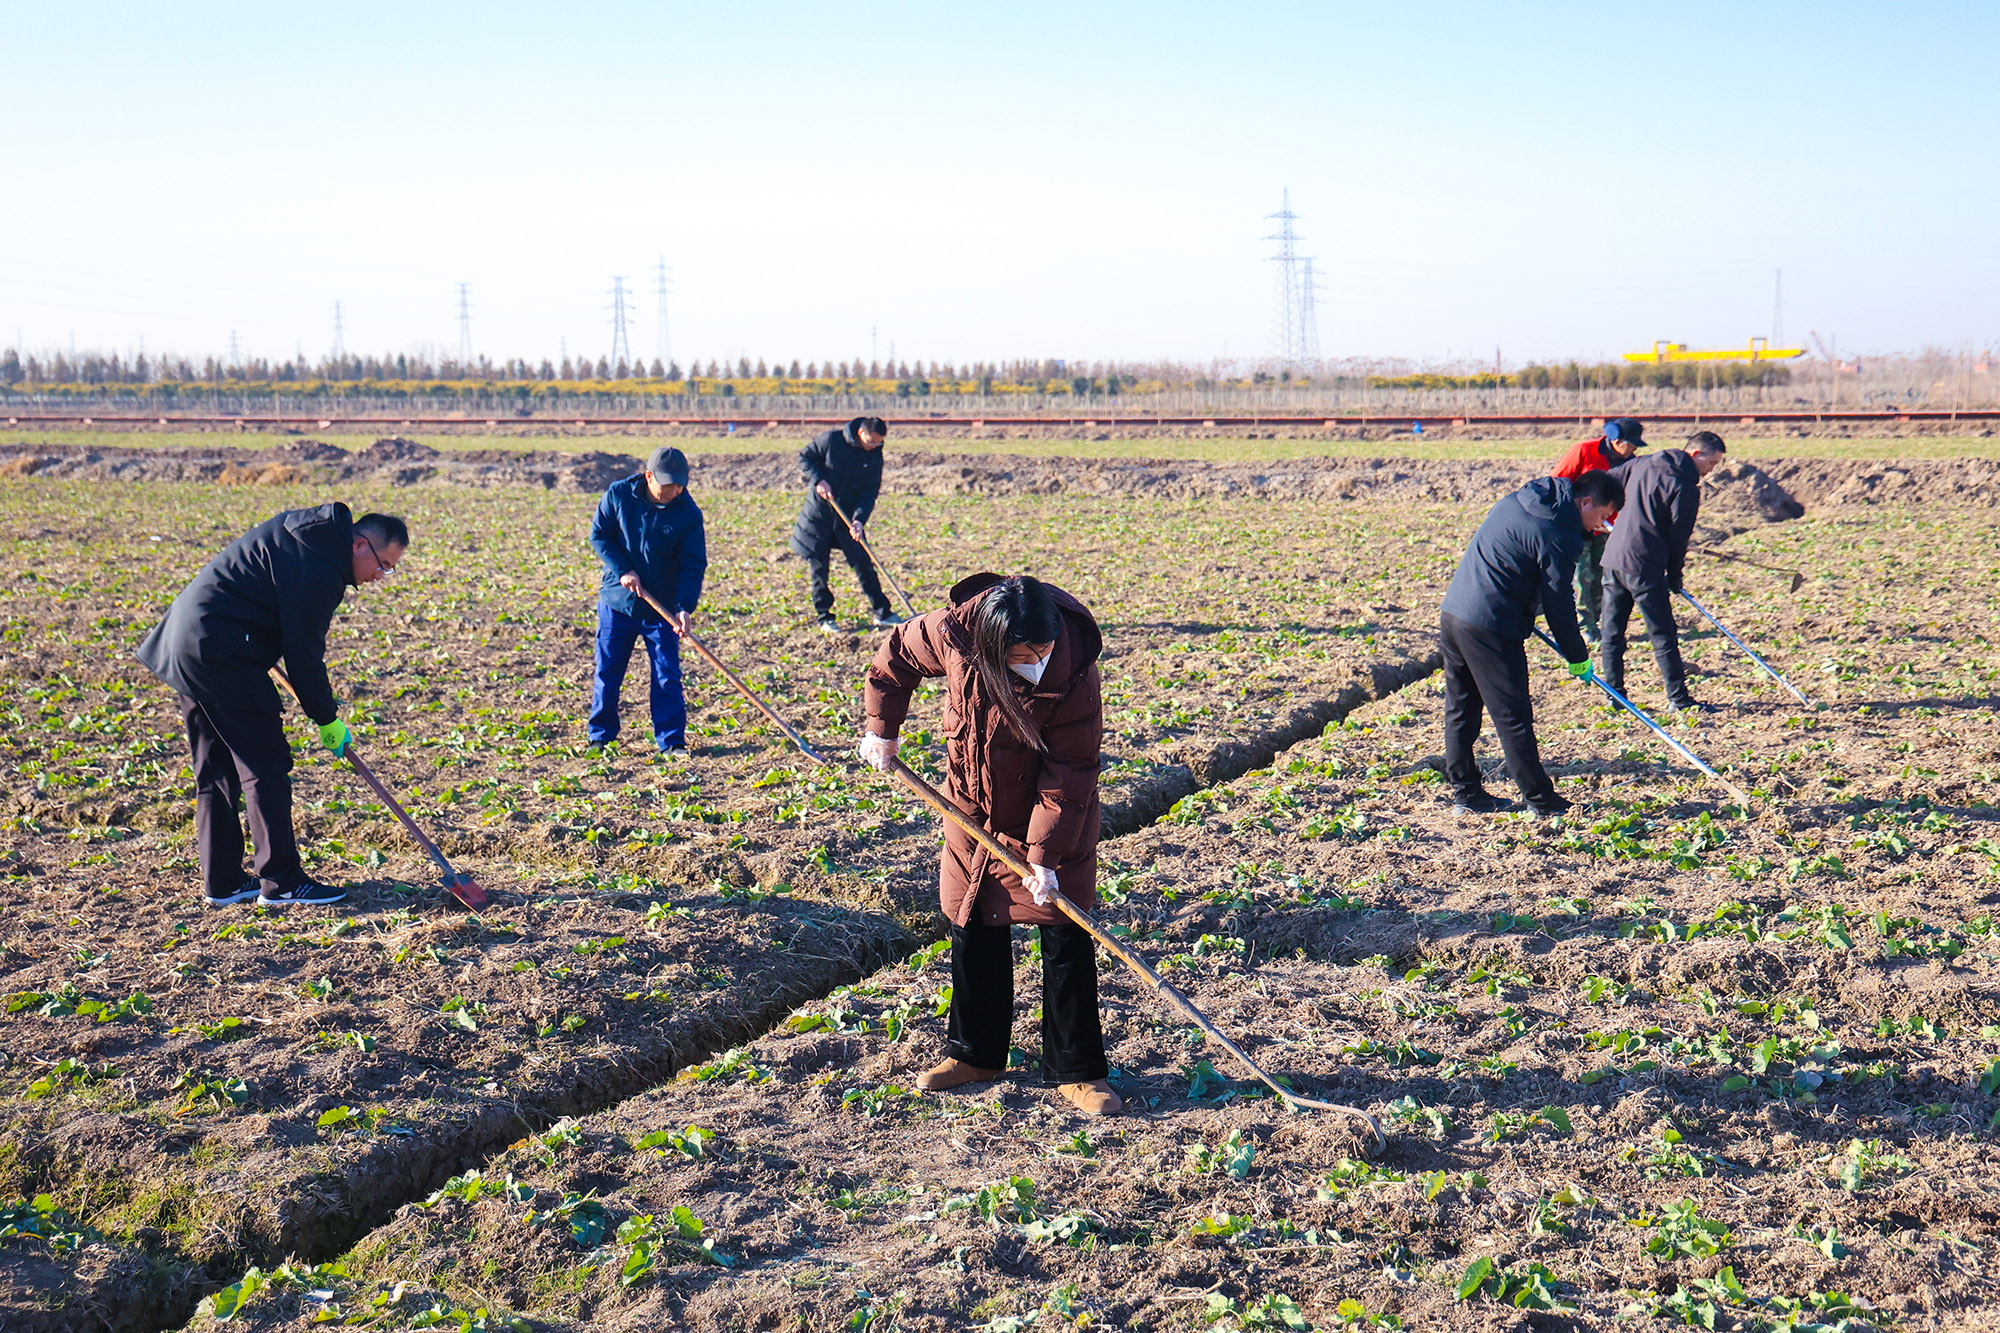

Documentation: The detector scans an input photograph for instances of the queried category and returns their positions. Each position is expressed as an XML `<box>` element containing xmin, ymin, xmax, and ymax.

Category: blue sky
<box><xmin>4</xmin><ymin>1</ymin><xmax>1993</xmax><ymax>368</ymax></box>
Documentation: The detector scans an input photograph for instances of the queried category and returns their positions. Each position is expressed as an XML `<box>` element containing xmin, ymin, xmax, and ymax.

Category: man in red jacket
<box><xmin>1550</xmin><ymin>418</ymin><xmax>1643</xmax><ymax>639</ymax></box>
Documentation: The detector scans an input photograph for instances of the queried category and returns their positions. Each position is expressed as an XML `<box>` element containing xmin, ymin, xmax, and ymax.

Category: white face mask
<box><xmin>1008</xmin><ymin>652</ymin><xmax>1051</xmax><ymax>686</ymax></box>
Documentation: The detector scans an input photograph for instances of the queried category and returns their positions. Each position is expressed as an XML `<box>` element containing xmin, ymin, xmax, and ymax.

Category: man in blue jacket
<box><xmin>1438</xmin><ymin>471</ymin><xmax>1624</xmax><ymax>819</ymax></box>
<box><xmin>589</xmin><ymin>446</ymin><xmax>707</xmax><ymax>755</ymax></box>
<box><xmin>136</xmin><ymin>503</ymin><xmax>408</xmax><ymax>908</ymax></box>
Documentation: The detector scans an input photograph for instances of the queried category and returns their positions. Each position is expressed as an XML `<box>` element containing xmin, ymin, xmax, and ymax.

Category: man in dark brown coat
<box><xmin>860</xmin><ymin>572</ymin><xmax>1116</xmax><ymax>1114</ymax></box>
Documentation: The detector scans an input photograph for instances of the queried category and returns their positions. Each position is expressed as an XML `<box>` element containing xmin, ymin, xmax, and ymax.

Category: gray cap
<box><xmin>645</xmin><ymin>446</ymin><xmax>690</xmax><ymax>484</ymax></box>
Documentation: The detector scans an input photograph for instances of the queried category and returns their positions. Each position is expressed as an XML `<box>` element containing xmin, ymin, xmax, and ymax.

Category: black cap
<box><xmin>645</xmin><ymin>446</ymin><xmax>690</xmax><ymax>484</ymax></box>
<box><xmin>1608</xmin><ymin>418</ymin><xmax>1646</xmax><ymax>446</ymax></box>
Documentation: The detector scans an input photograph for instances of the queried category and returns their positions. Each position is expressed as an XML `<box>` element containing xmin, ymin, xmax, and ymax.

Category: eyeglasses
<box><xmin>360</xmin><ymin>535</ymin><xmax>398</xmax><ymax>577</ymax></box>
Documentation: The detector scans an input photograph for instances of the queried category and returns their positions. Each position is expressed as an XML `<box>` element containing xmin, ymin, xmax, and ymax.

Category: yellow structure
<box><xmin>1622</xmin><ymin>338</ymin><xmax>1805</xmax><ymax>364</ymax></box>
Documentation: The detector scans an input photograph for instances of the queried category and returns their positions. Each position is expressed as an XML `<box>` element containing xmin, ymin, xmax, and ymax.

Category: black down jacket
<box><xmin>135</xmin><ymin>503</ymin><xmax>355</xmax><ymax>723</ymax></box>
<box><xmin>789</xmin><ymin>418</ymin><xmax>883</xmax><ymax>556</ymax></box>
<box><xmin>1604</xmin><ymin>449</ymin><xmax>1701</xmax><ymax>591</ymax></box>
<box><xmin>1439</xmin><ymin>476</ymin><xmax>1591</xmax><ymax>663</ymax></box>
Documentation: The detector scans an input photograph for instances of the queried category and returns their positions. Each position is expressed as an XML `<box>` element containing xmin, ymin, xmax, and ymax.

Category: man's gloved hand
<box><xmin>1567</xmin><ymin>660</ymin><xmax>1595</xmax><ymax>682</ymax></box>
<box><xmin>1025</xmin><ymin>862</ymin><xmax>1059</xmax><ymax>906</ymax></box>
<box><xmin>1669</xmin><ymin>575</ymin><xmax>1684</xmax><ymax>594</ymax></box>
<box><xmin>319</xmin><ymin>719</ymin><xmax>353</xmax><ymax>756</ymax></box>
<box><xmin>857</xmin><ymin>732</ymin><xmax>898</xmax><ymax>771</ymax></box>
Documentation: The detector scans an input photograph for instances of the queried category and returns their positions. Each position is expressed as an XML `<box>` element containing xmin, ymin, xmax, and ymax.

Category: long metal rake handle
<box><xmin>641</xmin><ymin>614</ymin><xmax>1383</xmax><ymax>1145</ymax></box>
<box><xmin>1678</xmin><ymin>591</ymin><xmax>1811</xmax><ymax>707</ymax></box>
<box><xmin>271</xmin><ymin>668</ymin><xmax>484</xmax><ymax>904</ymax></box>
<box><xmin>822</xmin><ymin>490</ymin><xmax>919</xmax><ymax>619</ymax></box>
<box><xmin>630</xmin><ymin>585</ymin><xmax>831</xmax><ymax>764</ymax></box>
<box><xmin>881</xmin><ymin>757</ymin><xmax>1385</xmax><ymax>1150</ymax></box>
<box><xmin>1533</xmin><ymin>628</ymin><xmax>1751</xmax><ymax>806</ymax></box>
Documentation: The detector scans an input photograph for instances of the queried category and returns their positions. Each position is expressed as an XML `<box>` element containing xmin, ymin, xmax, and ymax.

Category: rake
<box><xmin>272</xmin><ymin>668</ymin><xmax>488</xmax><ymax>909</ymax></box>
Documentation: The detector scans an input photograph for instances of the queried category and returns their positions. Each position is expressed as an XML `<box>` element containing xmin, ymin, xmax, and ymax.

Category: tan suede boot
<box><xmin>915</xmin><ymin>1057</ymin><xmax>1003</xmax><ymax>1092</ymax></box>
<box><xmin>1058</xmin><ymin>1079</ymin><xmax>1124</xmax><ymax>1115</ymax></box>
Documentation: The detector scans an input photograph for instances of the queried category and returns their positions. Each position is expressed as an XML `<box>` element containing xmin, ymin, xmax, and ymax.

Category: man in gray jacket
<box><xmin>137</xmin><ymin>504</ymin><xmax>408</xmax><ymax>908</ymax></box>
<box><xmin>1438</xmin><ymin>472</ymin><xmax>1624</xmax><ymax>819</ymax></box>
<box><xmin>1601</xmin><ymin>432</ymin><xmax>1726</xmax><ymax>711</ymax></box>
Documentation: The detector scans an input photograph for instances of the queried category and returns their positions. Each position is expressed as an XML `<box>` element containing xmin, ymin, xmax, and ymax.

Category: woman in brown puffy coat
<box><xmin>859</xmin><ymin>573</ymin><xmax>1119</xmax><ymax>1115</ymax></box>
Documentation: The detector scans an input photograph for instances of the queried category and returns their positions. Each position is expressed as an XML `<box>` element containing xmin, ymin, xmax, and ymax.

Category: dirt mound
<box><xmin>354</xmin><ymin>436</ymin><xmax>441</xmax><ymax>463</ymax></box>
<box><xmin>1759</xmin><ymin>457</ymin><xmax>2000</xmax><ymax>507</ymax></box>
<box><xmin>276</xmin><ymin>438</ymin><xmax>350</xmax><ymax>462</ymax></box>
<box><xmin>1697</xmin><ymin>460</ymin><xmax>1805</xmax><ymax>524</ymax></box>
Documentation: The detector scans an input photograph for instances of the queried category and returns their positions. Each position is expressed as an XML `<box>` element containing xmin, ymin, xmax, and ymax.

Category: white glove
<box><xmin>857</xmin><ymin>732</ymin><xmax>898</xmax><ymax>771</ymax></box>
<box><xmin>1025</xmin><ymin>862</ymin><xmax>1059</xmax><ymax>907</ymax></box>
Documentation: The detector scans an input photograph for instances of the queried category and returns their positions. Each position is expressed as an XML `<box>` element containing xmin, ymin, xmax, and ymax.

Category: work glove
<box><xmin>857</xmin><ymin>732</ymin><xmax>899</xmax><ymax>771</ymax></box>
<box><xmin>1567</xmin><ymin>660</ymin><xmax>1594</xmax><ymax>683</ymax></box>
<box><xmin>319</xmin><ymin>719</ymin><xmax>353</xmax><ymax>756</ymax></box>
<box><xmin>1025</xmin><ymin>862</ymin><xmax>1059</xmax><ymax>907</ymax></box>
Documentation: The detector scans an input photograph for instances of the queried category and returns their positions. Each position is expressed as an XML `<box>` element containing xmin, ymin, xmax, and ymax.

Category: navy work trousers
<box><xmin>589</xmin><ymin>603</ymin><xmax>686</xmax><ymax>751</ymax></box>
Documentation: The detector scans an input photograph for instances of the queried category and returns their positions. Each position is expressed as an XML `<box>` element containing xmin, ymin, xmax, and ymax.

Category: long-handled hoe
<box><xmin>1695</xmin><ymin>546</ymin><xmax>1805</xmax><ymax>593</ymax></box>
<box><xmin>272</xmin><ymin>668</ymin><xmax>488</xmax><ymax>909</ymax></box>
<box><xmin>822</xmin><ymin>492</ymin><xmax>919</xmax><ymax>619</ymax></box>
<box><xmin>640</xmin><ymin>583</ymin><xmax>1385</xmax><ymax>1152</ymax></box>
<box><xmin>1533</xmin><ymin>628</ymin><xmax>1751</xmax><ymax>807</ymax></box>
<box><xmin>1677</xmin><ymin>590</ymin><xmax>1811</xmax><ymax>707</ymax></box>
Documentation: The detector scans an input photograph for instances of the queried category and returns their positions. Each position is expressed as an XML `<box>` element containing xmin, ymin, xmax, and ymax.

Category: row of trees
<box><xmin>1373</xmin><ymin>361</ymin><xmax>1794</xmax><ymax>391</ymax></box>
<box><xmin>0</xmin><ymin>348</ymin><xmax>1143</xmax><ymax>391</ymax></box>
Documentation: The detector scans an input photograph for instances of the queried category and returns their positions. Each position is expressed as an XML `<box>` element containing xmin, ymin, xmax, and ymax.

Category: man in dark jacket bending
<box><xmin>1601</xmin><ymin>432</ymin><xmax>1726</xmax><ymax>711</ymax></box>
<box><xmin>589</xmin><ymin>446</ymin><xmax>707</xmax><ymax>754</ymax></box>
<box><xmin>137</xmin><ymin>503</ymin><xmax>408</xmax><ymax>908</ymax></box>
<box><xmin>789</xmin><ymin>415</ymin><xmax>903</xmax><ymax>632</ymax></box>
<box><xmin>1438</xmin><ymin>472</ymin><xmax>1624</xmax><ymax>819</ymax></box>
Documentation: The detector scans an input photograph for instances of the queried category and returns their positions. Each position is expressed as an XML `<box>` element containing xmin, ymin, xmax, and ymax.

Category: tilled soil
<box><xmin>5</xmin><ymin>485</ymin><xmax>1997</xmax><ymax>1332</ymax></box>
<box><xmin>5</xmin><ymin>437</ymin><xmax>1997</xmax><ymax>512</ymax></box>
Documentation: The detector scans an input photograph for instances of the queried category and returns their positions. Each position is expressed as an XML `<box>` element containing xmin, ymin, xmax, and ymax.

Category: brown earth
<box><xmin>3</xmin><ymin>482</ymin><xmax>1996</xmax><ymax>1332</ymax></box>
<box><xmin>6</xmin><ymin>438</ymin><xmax>2000</xmax><ymax>513</ymax></box>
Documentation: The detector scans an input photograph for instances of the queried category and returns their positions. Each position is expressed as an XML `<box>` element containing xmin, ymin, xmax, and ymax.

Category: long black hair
<box><xmin>967</xmin><ymin>575</ymin><xmax>1061</xmax><ymax>752</ymax></box>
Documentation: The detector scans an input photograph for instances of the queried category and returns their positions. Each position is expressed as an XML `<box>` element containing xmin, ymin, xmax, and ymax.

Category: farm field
<box><xmin>7</xmin><ymin>426</ymin><xmax>2000</xmax><ymax>464</ymax></box>
<box><xmin>3</xmin><ymin>473</ymin><xmax>1998</xmax><ymax>1332</ymax></box>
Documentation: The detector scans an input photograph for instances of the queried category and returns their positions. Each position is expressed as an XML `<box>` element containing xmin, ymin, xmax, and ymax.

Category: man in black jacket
<box><xmin>1437</xmin><ymin>472</ymin><xmax>1624</xmax><ymax>819</ymax></box>
<box><xmin>137</xmin><ymin>504</ymin><xmax>408</xmax><ymax>908</ymax></box>
<box><xmin>1601</xmin><ymin>432</ymin><xmax>1727</xmax><ymax>711</ymax></box>
<box><xmin>790</xmin><ymin>416</ymin><xmax>903</xmax><ymax>632</ymax></box>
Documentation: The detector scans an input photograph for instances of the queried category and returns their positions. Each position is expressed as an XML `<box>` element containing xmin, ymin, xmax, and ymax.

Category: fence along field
<box><xmin>1</xmin><ymin>463</ymin><xmax>1996</xmax><ymax>1330</ymax></box>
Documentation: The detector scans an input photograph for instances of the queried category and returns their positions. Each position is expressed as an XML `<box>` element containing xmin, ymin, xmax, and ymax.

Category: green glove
<box><xmin>1567</xmin><ymin>660</ymin><xmax>1594</xmax><ymax>682</ymax></box>
<box><xmin>319</xmin><ymin>719</ymin><xmax>353</xmax><ymax>756</ymax></box>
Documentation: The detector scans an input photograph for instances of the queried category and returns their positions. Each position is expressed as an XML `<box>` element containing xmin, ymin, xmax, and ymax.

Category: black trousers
<box><xmin>1439</xmin><ymin>613</ymin><xmax>1556</xmax><ymax>807</ymax></box>
<box><xmin>1600</xmin><ymin>570</ymin><xmax>1690</xmax><ymax>704</ymax></box>
<box><xmin>946</xmin><ymin>917</ymin><xmax>1108</xmax><ymax>1083</ymax></box>
<box><xmin>179</xmin><ymin>695</ymin><xmax>304</xmax><ymax>895</ymax></box>
<box><xmin>1576</xmin><ymin>533</ymin><xmax>1607</xmax><ymax>632</ymax></box>
<box><xmin>804</xmin><ymin>531</ymin><xmax>891</xmax><ymax>620</ymax></box>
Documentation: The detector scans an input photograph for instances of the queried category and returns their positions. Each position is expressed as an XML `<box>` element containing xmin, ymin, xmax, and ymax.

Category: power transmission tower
<box><xmin>609</xmin><ymin>277</ymin><xmax>632</xmax><ymax>367</ymax></box>
<box><xmin>331</xmin><ymin>301</ymin><xmax>345</xmax><ymax>363</ymax></box>
<box><xmin>1771</xmin><ymin>268</ymin><xmax>1784</xmax><ymax>345</ymax></box>
<box><xmin>228</xmin><ymin>330</ymin><xmax>241</xmax><ymax>369</ymax></box>
<box><xmin>653</xmin><ymin>258</ymin><xmax>673</xmax><ymax>367</ymax></box>
<box><xmin>1263</xmin><ymin>189</ymin><xmax>1311</xmax><ymax>372</ymax></box>
<box><xmin>456</xmin><ymin>285</ymin><xmax>472</xmax><ymax>365</ymax></box>
<box><xmin>1299</xmin><ymin>257</ymin><xmax>1324</xmax><ymax>368</ymax></box>
<box><xmin>456</xmin><ymin>283</ymin><xmax>472</xmax><ymax>366</ymax></box>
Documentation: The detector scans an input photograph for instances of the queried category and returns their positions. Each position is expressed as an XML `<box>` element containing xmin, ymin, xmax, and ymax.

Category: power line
<box><xmin>455</xmin><ymin>283</ymin><xmax>472</xmax><ymax>365</ymax></box>
<box><xmin>653</xmin><ymin>257</ymin><xmax>672</xmax><ymax>367</ymax></box>
<box><xmin>609</xmin><ymin>276</ymin><xmax>631</xmax><ymax>367</ymax></box>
